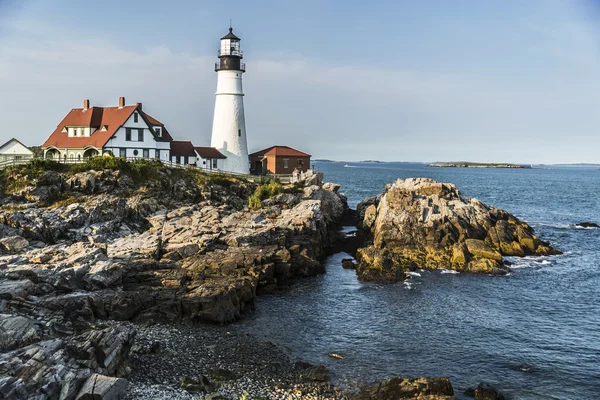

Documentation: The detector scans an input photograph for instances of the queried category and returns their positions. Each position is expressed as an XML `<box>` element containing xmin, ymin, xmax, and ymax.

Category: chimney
<box><xmin>118</xmin><ymin>96</ymin><xmax>125</xmax><ymax>109</ymax></box>
<box><xmin>136</xmin><ymin>102</ymin><xmax>142</xmax><ymax>111</ymax></box>
<box><xmin>83</xmin><ymin>99</ymin><xmax>90</xmax><ymax>110</ymax></box>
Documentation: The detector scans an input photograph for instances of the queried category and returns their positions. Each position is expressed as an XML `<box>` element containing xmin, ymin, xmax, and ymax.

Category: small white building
<box><xmin>42</xmin><ymin>97</ymin><xmax>172</xmax><ymax>162</ymax></box>
<box><xmin>170</xmin><ymin>141</ymin><xmax>227</xmax><ymax>170</ymax></box>
<box><xmin>0</xmin><ymin>138</ymin><xmax>34</xmax><ymax>162</ymax></box>
<box><xmin>194</xmin><ymin>146</ymin><xmax>227</xmax><ymax>170</ymax></box>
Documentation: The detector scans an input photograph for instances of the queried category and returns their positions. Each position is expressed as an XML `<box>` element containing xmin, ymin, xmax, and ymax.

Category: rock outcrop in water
<box><xmin>0</xmin><ymin>160</ymin><xmax>348</xmax><ymax>399</ymax></box>
<box><xmin>355</xmin><ymin>178</ymin><xmax>560</xmax><ymax>282</ymax></box>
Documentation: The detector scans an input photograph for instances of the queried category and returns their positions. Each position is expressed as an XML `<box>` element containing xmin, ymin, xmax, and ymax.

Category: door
<box><xmin>254</xmin><ymin>161</ymin><xmax>262</xmax><ymax>175</ymax></box>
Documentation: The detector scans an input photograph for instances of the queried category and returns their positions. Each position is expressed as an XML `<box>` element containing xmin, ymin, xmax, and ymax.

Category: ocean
<box><xmin>235</xmin><ymin>162</ymin><xmax>600</xmax><ymax>399</ymax></box>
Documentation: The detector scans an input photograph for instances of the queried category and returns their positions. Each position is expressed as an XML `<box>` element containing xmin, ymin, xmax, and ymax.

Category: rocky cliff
<box><xmin>0</xmin><ymin>160</ymin><xmax>348</xmax><ymax>399</ymax></box>
<box><xmin>355</xmin><ymin>178</ymin><xmax>560</xmax><ymax>282</ymax></box>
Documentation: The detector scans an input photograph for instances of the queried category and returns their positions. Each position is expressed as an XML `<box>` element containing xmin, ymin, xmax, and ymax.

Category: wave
<box><xmin>439</xmin><ymin>268</ymin><xmax>460</xmax><ymax>274</ymax></box>
<box><xmin>508</xmin><ymin>257</ymin><xmax>553</xmax><ymax>269</ymax></box>
<box><xmin>406</xmin><ymin>271</ymin><xmax>421</xmax><ymax>277</ymax></box>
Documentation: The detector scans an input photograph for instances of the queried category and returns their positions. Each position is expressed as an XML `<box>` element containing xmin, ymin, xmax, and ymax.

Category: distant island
<box><xmin>429</xmin><ymin>162</ymin><xmax>530</xmax><ymax>169</ymax></box>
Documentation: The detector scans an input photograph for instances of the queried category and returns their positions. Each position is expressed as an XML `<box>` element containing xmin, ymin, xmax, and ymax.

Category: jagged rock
<box><xmin>354</xmin><ymin>376</ymin><xmax>455</xmax><ymax>399</ymax></box>
<box><xmin>0</xmin><ymin>314</ymin><xmax>41</xmax><ymax>350</ymax></box>
<box><xmin>0</xmin><ymin>163</ymin><xmax>349</xmax><ymax>398</ymax></box>
<box><xmin>0</xmin><ymin>236</ymin><xmax>29</xmax><ymax>253</ymax></box>
<box><xmin>341</xmin><ymin>258</ymin><xmax>357</xmax><ymax>269</ymax></box>
<box><xmin>75</xmin><ymin>374</ymin><xmax>128</xmax><ymax>400</ymax></box>
<box><xmin>356</xmin><ymin>178</ymin><xmax>560</xmax><ymax>281</ymax></box>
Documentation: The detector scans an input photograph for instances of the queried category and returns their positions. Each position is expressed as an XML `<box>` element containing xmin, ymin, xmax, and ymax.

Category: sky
<box><xmin>0</xmin><ymin>0</ymin><xmax>599</xmax><ymax>163</ymax></box>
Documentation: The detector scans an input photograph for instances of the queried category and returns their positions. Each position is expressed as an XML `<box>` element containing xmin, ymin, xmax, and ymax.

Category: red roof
<box><xmin>249</xmin><ymin>145</ymin><xmax>311</xmax><ymax>157</ymax></box>
<box><xmin>170</xmin><ymin>141</ymin><xmax>196</xmax><ymax>157</ymax></box>
<box><xmin>144</xmin><ymin>114</ymin><xmax>173</xmax><ymax>141</ymax></box>
<box><xmin>194</xmin><ymin>147</ymin><xmax>226</xmax><ymax>159</ymax></box>
<box><xmin>42</xmin><ymin>103</ymin><xmax>173</xmax><ymax>149</ymax></box>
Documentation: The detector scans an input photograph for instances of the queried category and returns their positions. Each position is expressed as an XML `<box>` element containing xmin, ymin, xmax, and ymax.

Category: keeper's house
<box><xmin>42</xmin><ymin>97</ymin><xmax>173</xmax><ymax>161</ymax></box>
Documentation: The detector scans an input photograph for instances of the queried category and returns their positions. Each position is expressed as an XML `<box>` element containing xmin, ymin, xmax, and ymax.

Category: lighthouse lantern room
<box><xmin>210</xmin><ymin>27</ymin><xmax>249</xmax><ymax>174</ymax></box>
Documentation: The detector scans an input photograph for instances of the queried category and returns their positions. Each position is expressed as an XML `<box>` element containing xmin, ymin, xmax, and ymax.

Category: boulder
<box><xmin>0</xmin><ymin>314</ymin><xmax>41</xmax><ymax>350</ymax></box>
<box><xmin>301</xmin><ymin>364</ymin><xmax>331</xmax><ymax>382</ymax></box>
<box><xmin>0</xmin><ymin>236</ymin><xmax>29</xmax><ymax>253</ymax></box>
<box><xmin>356</xmin><ymin>178</ymin><xmax>560</xmax><ymax>281</ymax></box>
<box><xmin>75</xmin><ymin>374</ymin><xmax>128</xmax><ymax>400</ymax></box>
<box><xmin>341</xmin><ymin>258</ymin><xmax>357</xmax><ymax>269</ymax></box>
<box><xmin>354</xmin><ymin>376</ymin><xmax>455</xmax><ymax>399</ymax></box>
<box><xmin>575</xmin><ymin>222</ymin><xmax>600</xmax><ymax>228</ymax></box>
<box><xmin>474</xmin><ymin>383</ymin><xmax>506</xmax><ymax>400</ymax></box>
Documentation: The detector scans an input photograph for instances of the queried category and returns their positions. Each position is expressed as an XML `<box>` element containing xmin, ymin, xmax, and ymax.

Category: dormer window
<box><xmin>154</xmin><ymin>127</ymin><xmax>161</xmax><ymax>136</ymax></box>
<box><xmin>134</xmin><ymin>112</ymin><xmax>139</xmax><ymax>123</ymax></box>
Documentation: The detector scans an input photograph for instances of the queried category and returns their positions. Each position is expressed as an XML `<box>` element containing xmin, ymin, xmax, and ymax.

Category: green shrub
<box><xmin>248</xmin><ymin>180</ymin><xmax>282</xmax><ymax>209</ymax></box>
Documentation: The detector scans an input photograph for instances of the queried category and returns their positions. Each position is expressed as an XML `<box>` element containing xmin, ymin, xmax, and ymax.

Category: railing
<box><xmin>218</xmin><ymin>49</ymin><xmax>243</xmax><ymax>57</ymax></box>
<box><xmin>0</xmin><ymin>158</ymin><xmax>31</xmax><ymax>169</ymax></box>
<box><xmin>214</xmin><ymin>61</ymin><xmax>246</xmax><ymax>72</ymax></box>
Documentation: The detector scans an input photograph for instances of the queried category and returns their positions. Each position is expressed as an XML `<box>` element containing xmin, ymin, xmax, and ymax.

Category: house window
<box><xmin>119</xmin><ymin>148</ymin><xmax>126</xmax><ymax>157</ymax></box>
<box><xmin>154</xmin><ymin>127</ymin><xmax>161</xmax><ymax>136</ymax></box>
<box><xmin>126</xmin><ymin>128</ymin><xmax>132</xmax><ymax>141</ymax></box>
<box><xmin>134</xmin><ymin>113</ymin><xmax>138</xmax><ymax>123</ymax></box>
<box><xmin>143</xmin><ymin>149</ymin><xmax>149</xmax><ymax>159</ymax></box>
<box><xmin>183</xmin><ymin>156</ymin><xmax>188</xmax><ymax>165</ymax></box>
<box><xmin>212</xmin><ymin>159</ymin><xmax>217</xmax><ymax>168</ymax></box>
<box><xmin>283</xmin><ymin>158</ymin><xmax>289</xmax><ymax>168</ymax></box>
<box><xmin>238</xmin><ymin>129</ymin><xmax>241</xmax><ymax>137</ymax></box>
<box><xmin>155</xmin><ymin>149</ymin><xmax>160</xmax><ymax>159</ymax></box>
<box><xmin>297</xmin><ymin>159</ymin><xmax>304</xmax><ymax>167</ymax></box>
<box><xmin>176</xmin><ymin>156</ymin><xmax>181</xmax><ymax>164</ymax></box>
<box><xmin>133</xmin><ymin>149</ymin><xmax>139</xmax><ymax>156</ymax></box>
<box><xmin>138</xmin><ymin>129</ymin><xmax>143</xmax><ymax>141</ymax></box>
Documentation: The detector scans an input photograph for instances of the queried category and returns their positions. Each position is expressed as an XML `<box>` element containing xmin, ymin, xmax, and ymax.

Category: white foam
<box><xmin>403</xmin><ymin>281</ymin><xmax>413</xmax><ymax>289</ymax></box>
<box><xmin>439</xmin><ymin>268</ymin><xmax>460</xmax><ymax>275</ymax></box>
<box><xmin>406</xmin><ymin>271</ymin><xmax>421</xmax><ymax>277</ymax></box>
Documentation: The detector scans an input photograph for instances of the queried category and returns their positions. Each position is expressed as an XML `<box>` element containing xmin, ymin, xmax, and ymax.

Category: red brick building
<box><xmin>249</xmin><ymin>146</ymin><xmax>311</xmax><ymax>175</ymax></box>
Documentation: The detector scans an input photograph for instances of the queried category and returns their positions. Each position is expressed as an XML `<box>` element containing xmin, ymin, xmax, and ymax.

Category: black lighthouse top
<box><xmin>215</xmin><ymin>27</ymin><xmax>245</xmax><ymax>72</ymax></box>
<box><xmin>221</xmin><ymin>27</ymin><xmax>240</xmax><ymax>41</ymax></box>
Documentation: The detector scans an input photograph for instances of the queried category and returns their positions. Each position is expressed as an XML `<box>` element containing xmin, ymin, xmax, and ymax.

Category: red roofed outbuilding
<box><xmin>249</xmin><ymin>145</ymin><xmax>311</xmax><ymax>175</ymax></box>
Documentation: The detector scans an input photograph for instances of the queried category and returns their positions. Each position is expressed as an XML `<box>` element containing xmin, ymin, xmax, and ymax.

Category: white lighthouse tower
<box><xmin>210</xmin><ymin>27</ymin><xmax>249</xmax><ymax>174</ymax></box>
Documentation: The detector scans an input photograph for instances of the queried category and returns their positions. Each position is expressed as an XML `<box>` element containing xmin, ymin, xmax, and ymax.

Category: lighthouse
<box><xmin>210</xmin><ymin>27</ymin><xmax>249</xmax><ymax>174</ymax></box>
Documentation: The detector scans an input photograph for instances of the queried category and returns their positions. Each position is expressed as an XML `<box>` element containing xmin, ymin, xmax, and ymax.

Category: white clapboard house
<box><xmin>42</xmin><ymin>97</ymin><xmax>228</xmax><ymax>169</ymax></box>
<box><xmin>0</xmin><ymin>138</ymin><xmax>34</xmax><ymax>162</ymax></box>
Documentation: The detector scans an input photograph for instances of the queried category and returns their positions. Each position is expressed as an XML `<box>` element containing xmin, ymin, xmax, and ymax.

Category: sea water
<box><xmin>236</xmin><ymin>162</ymin><xmax>600</xmax><ymax>399</ymax></box>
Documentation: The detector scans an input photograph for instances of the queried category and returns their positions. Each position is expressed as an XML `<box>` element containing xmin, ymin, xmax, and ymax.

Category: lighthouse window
<box><xmin>238</xmin><ymin>129</ymin><xmax>241</xmax><ymax>137</ymax></box>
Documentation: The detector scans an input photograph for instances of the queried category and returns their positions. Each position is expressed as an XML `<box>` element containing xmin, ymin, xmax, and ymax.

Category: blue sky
<box><xmin>0</xmin><ymin>0</ymin><xmax>599</xmax><ymax>163</ymax></box>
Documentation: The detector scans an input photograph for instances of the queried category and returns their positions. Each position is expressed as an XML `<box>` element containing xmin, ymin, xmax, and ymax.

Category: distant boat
<box><xmin>344</xmin><ymin>164</ymin><xmax>357</xmax><ymax>168</ymax></box>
